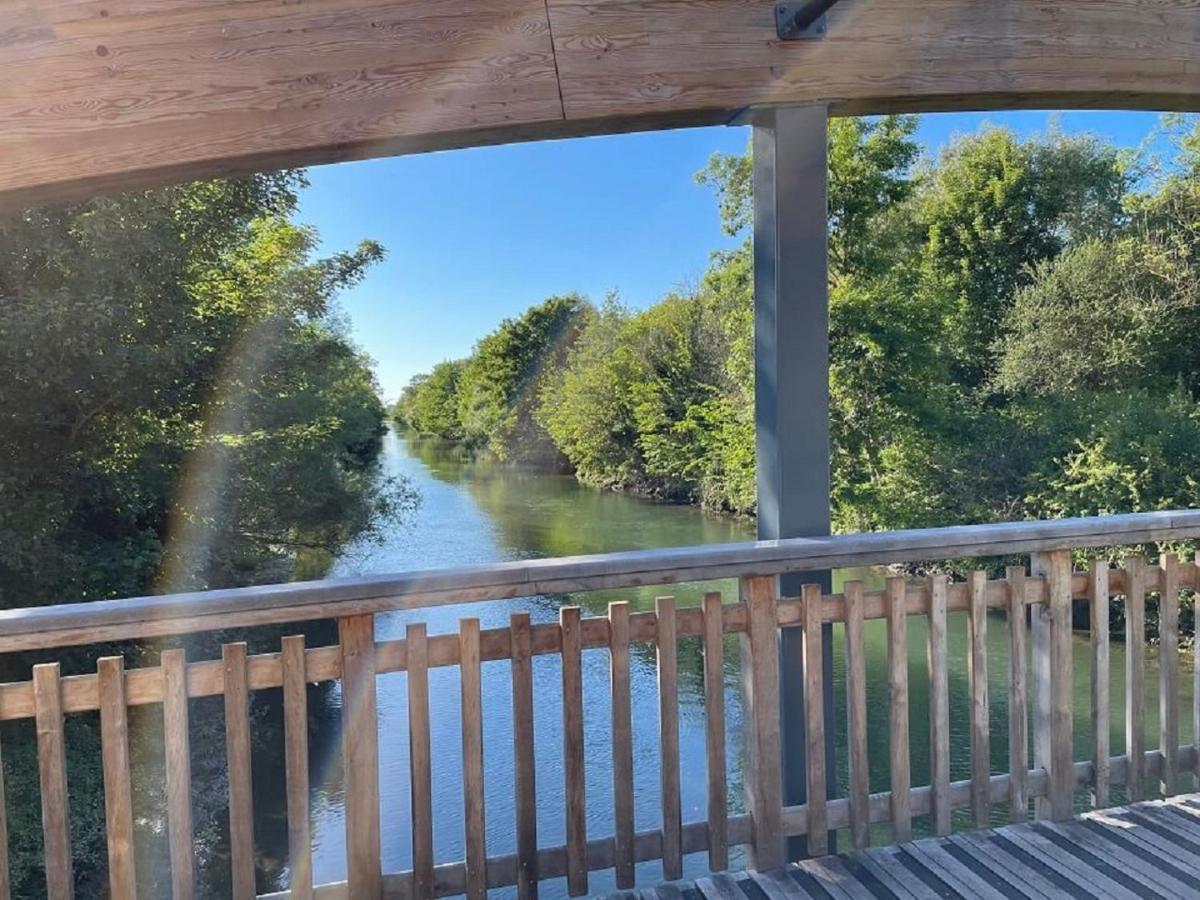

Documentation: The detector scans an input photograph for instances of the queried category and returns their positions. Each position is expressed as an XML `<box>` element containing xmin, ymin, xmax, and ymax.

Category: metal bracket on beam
<box><xmin>775</xmin><ymin>0</ymin><xmax>839</xmax><ymax>40</ymax></box>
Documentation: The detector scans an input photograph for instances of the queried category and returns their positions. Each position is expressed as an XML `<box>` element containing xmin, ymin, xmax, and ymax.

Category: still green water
<box><xmin>287</xmin><ymin>429</ymin><xmax>1191</xmax><ymax>895</ymax></box>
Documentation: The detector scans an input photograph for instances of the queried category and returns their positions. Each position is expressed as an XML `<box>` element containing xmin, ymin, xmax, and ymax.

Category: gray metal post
<box><xmin>752</xmin><ymin>104</ymin><xmax>835</xmax><ymax>860</ymax></box>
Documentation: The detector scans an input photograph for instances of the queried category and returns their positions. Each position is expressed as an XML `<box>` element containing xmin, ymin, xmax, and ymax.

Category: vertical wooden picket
<box><xmin>886</xmin><ymin>577</ymin><xmax>912</xmax><ymax>842</ymax></box>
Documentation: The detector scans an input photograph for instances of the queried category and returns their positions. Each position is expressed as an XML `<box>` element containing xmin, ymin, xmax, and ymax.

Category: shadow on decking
<box><xmin>609</xmin><ymin>794</ymin><xmax>1200</xmax><ymax>900</ymax></box>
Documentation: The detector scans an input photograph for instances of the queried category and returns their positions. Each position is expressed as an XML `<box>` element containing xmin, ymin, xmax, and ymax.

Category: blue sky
<box><xmin>297</xmin><ymin>110</ymin><xmax>1177</xmax><ymax>399</ymax></box>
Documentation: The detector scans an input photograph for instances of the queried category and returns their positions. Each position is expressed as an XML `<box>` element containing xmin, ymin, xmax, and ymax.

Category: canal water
<box><xmin>287</xmin><ymin>428</ymin><xmax>1192</xmax><ymax>895</ymax></box>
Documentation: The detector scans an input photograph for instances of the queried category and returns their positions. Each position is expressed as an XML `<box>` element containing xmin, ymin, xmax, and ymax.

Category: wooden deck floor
<box><xmin>613</xmin><ymin>794</ymin><xmax>1200</xmax><ymax>899</ymax></box>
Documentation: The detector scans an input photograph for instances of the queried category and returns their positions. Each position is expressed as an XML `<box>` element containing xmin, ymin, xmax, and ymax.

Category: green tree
<box><xmin>0</xmin><ymin>171</ymin><xmax>415</xmax><ymax>894</ymax></box>
<box><xmin>395</xmin><ymin>359</ymin><xmax>466</xmax><ymax>438</ymax></box>
<box><xmin>456</xmin><ymin>294</ymin><xmax>589</xmax><ymax>462</ymax></box>
<box><xmin>915</xmin><ymin>127</ymin><xmax>1128</xmax><ymax>386</ymax></box>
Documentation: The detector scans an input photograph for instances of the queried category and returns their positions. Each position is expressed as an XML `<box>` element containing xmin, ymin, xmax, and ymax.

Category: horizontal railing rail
<box><xmin>3</xmin><ymin>510</ymin><xmax>1200</xmax><ymax>899</ymax></box>
<box><xmin>3</xmin><ymin>509</ymin><xmax>1200</xmax><ymax>652</ymax></box>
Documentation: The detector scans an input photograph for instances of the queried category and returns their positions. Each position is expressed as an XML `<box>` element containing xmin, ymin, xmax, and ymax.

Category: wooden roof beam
<box><xmin>1</xmin><ymin>0</ymin><xmax>1198</xmax><ymax>207</ymax></box>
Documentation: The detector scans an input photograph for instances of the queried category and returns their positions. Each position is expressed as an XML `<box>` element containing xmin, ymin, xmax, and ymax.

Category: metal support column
<box><xmin>752</xmin><ymin>104</ymin><xmax>835</xmax><ymax>859</ymax></box>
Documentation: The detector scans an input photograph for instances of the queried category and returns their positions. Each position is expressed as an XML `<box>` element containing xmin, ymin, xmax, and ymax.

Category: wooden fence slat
<box><xmin>967</xmin><ymin>571</ymin><xmax>990</xmax><ymax>829</ymax></box>
<box><xmin>34</xmin><ymin>663</ymin><xmax>73</xmax><ymax>900</ymax></box>
<box><xmin>844</xmin><ymin>581</ymin><xmax>869</xmax><ymax>850</ymax></box>
<box><xmin>702</xmin><ymin>592</ymin><xmax>728</xmax><ymax>872</ymax></box>
<box><xmin>98</xmin><ymin>656</ymin><xmax>136</xmax><ymax>900</ymax></box>
<box><xmin>802</xmin><ymin>583</ymin><xmax>828</xmax><ymax>856</ymax></box>
<box><xmin>1125</xmin><ymin>556</ymin><xmax>1146</xmax><ymax>802</ymax></box>
<box><xmin>1031</xmin><ymin>550</ymin><xmax>1073</xmax><ymax>820</ymax></box>
<box><xmin>460</xmin><ymin>619</ymin><xmax>487</xmax><ymax>900</ymax></box>
<box><xmin>510</xmin><ymin>612</ymin><xmax>539</xmax><ymax>899</ymax></box>
<box><xmin>560</xmin><ymin>606</ymin><xmax>588</xmax><ymax>896</ymax></box>
<box><xmin>886</xmin><ymin>576</ymin><xmax>912</xmax><ymax>843</ymax></box>
<box><xmin>657</xmin><ymin>596</ymin><xmax>682</xmax><ymax>880</ymax></box>
<box><xmin>608</xmin><ymin>602</ymin><xmax>635</xmax><ymax>888</ymax></box>
<box><xmin>1190</xmin><ymin>554</ymin><xmax>1200</xmax><ymax>792</ymax></box>
<box><xmin>927</xmin><ymin>575</ymin><xmax>951</xmax><ymax>836</ymax></box>
<box><xmin>1047</xmin><ymin>551</ymin><xmax>1074</xmax><ymax>821</ymax></box>
<box><xmin>0</xmin><ymin>719</ymin><xmax>10</xmax><ymax>900</ymax></box>
<box><xmin>741</xmin><ymin>575</ymin><xmax>784</xmax><ymax>869</ymax></box>
<box><xmin>1088</xmin><ymin>562</ymin><xmax>1110</xmax><ymax>810</ymax></box>
<box><xmin>281</xmin><ymin>636</ymin><xmax>312</xmax><ymax>900</ymax></box>
<box><xmin>1007</xmin><ymin>566</ymin><xmax>1028</xmax><ymax>822</ymax></box>
<box><xmin>341</xmin><ymin>615</ymin><xmax>382</xmax><ymax>898</ymax></box>
<box><xmin>407</xmin><ymin>621</ymin><xmax>433</xmax><ymax>900</ymax></box>
<box><xmin>161</xmin><ymin>649</ymin><xmax>195</xmax><ymax>900</ymax></box>
<box><xmin>1196</xmin><ymin>553</ymin><xmax>1200</xmax><ymax>792</ymax></box>
<box><xmin>1031</xmin><ymin>555</ymin><xmax>1051</xmax><ymax>822</ymax></box>
<box><xmin>223</xmin><ymin>642</ymin><xmax>255</xmax><ymax>900</ymax></box>
<box><xmin>1160</xmin><ymin>554</ymin><xmax>1180</xmax><ymax>797</ymax></box>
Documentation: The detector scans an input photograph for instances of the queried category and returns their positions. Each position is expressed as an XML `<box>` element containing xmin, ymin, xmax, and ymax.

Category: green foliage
<box><xmin>0</xmin><ymin>172</ymin><xmax>412</xmax><ymax>602</ymax></box>
<box><xmin>914</xmin><ymin>127</ymin><xmax>1128</xmax><ymax>385</ymax></box>
<box><xmin>537</xmin><ymin>297</ymin><xmax>642</xmax><ymax>488</ymax></box>
<box><xmin>394</xmin><ymin>359</ymin><xmax>466</xmax><ymax>438</ymax></box>
<box><xmin>402</xmin><ymin>114</ymin><xmax>1200</xmax><ymax>541</ymax></box>
<box><xmin>456</xmin><ymin>294</ymin><xmax>588</xmax><ymax>463</ymax></box>
<box><xmin>1025</xmin><ymin>390</ymin><xmax>1200</xmax><ymax>519</ymax></box>
<box><xmin>995</xmin><ymin>237</ymin><xmax>1197</xmax><ymax>396</ymax></box>
<box><xmin>0</xmin><ymin>171</ymin><xmax>416</xmax><ymax>893</ymax></box>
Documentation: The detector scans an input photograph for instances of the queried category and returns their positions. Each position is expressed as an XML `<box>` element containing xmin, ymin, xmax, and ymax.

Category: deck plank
<box><xmin>602</xmin><ymin>795</ymin><xmax>1200</xmax><ymax>900</ymax></box>
<box><xmin>904</xmin><ymin>840</ymin><xmax>1007</xmax><ymax>900</ymax></box>
<box><xmin>948</xmin><ymin>830</ymin><xmax>1067</xmax><ymax>900</ymax></box>
<box><xmin>994</xmin><ymin>825</ymin><xmax>1138</xmax><ymax>900</ymax></box>
<box><xmin>853</xmin><ymin>848</ymin><xmax>934</xmax><ymax>899</ymax></box>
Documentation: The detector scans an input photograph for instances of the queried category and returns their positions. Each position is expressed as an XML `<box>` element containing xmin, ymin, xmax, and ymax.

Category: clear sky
<box><xmin>296</xmin><ymin>110</ymin><xmax>1176</xmax><ymax>400</ymax></box>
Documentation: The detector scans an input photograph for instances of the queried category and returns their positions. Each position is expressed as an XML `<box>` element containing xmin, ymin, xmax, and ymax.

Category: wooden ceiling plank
<box><xmin>0</xmin><ymin>0</ymin><xmax>1197</xmax><ymax>206</ymax></box>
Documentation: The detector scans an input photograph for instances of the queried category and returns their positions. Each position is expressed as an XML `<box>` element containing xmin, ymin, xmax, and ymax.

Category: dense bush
<box><xmin>0</xmin><ymin>171</ymin><xmax>415</xmax><ymax>894</ymax></box>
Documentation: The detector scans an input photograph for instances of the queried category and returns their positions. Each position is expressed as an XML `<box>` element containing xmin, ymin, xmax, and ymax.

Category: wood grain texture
<box><xmin>0</xmin><ymin>716</ymin><xmax>10</xmax><ymax>900</ymax></box>
<box><xmin>1033</xmin><ymin>550</ymin><xmax>1073</xmax><ymax>820</ymax></box>
<box><xmin>1160</xmin><ymin>554</ymin><xmax>1180</xmax><ymax>797</ymax></box>
<box><xmin>0</xmin><ymin>0</ymin><xmax>563</xmax><ymax>205</ymax></box>
<box><xmin>967</xmin><ymin>571</ymin><xmax>990</xmax><ymax>829</ymax></box>
<box><xmin>281</xmin><ymin>636</ymin><xmax>312</xmax><ymax>900</ymax></box>
<box><xmin>510</xmin><ymin>612</ymin><xmax>539</xmax><ymax>898</ymax></box>
<box><xmin>1125</xmin><ymin>556</ymin><xmax>1147</xmax><ymax>802</ymax></box>
<box><xmin>844</xmin><ymin>581</ymin><xmax>869</xmax><ymax>850</ymax></box>
<box><xmin>459</xmin><ymin>618</ymin><xmax>487</xmax><ymax>900</ymax></box>
<box><xmin>1031</xmin><ymin>555</ymin><xmax>1052</xmax><ymax>820</ymax></box>
<box><xmin>33</xmin><ymin>663</ymin><xmax>73</xmax><ymax>900</ymax></box>
<box><xmin>1007</xmin><ymin>566</ymin><xmax>1028</xmax><ymax>822</ymax></box>
<box><xmin>342</xmin><ymin>615</ymin><xmax>382</xmax><ymax>899</ymax></box>
<box><xmin>927</xmin><ymin>575</ymin><xmax>951</xmax><ymax>836</ymax></box>
<box><xmin>886</xmin><ymin>576</ymin><xmax>912</xmax><ymax>843</ymax></box>
<box><xmin>802</xmin><ymin>583</ymin><xmax>828</xmax><ymax>855</ymax></box>
<box><xmin>608</xmin><ymin>602</ymin><xmax>635</xmax><ymax>888</ymax></box>
<box><xmin>407</xmin><ymin>621</ymin><xmax>433</xmax><ymax>900</ymax></box>
<box><xmin>98</xmin><ymin>656</ymin><xmax>136</xmax><ymax>900</ymax></box>
<box><xmin>161</xmin><ymin>648</ymin><xmax>195</xmax><ymax>900</ymax></box>
<box><xmin>549</xmin><ymin>0</ymin><xmax>1200</xmax><ymax>121</ymax></box>
<box><xmin>1089</xmin><ymin>562</ymin><xmax>1110</xmax><ymax>810</ymax></box>
<box><xmin>656</xmin><ymin>597</ymin><xmax>682</xmax><ymax>879</ymax></box>
<box><xmin>740</xmin><ymin>575</ymin><xmax>784</xmax><ymax>869</ymax></box>
<box><xmin>560</xmin><ymin>605</ymin><xmax>588</xmax><ymax>896</ymax></box>
<box><xmin>701</xmin><ymin>591</ymin><xmax>728</xmax><ymax>872</ymax></box>
<box><xmin>3</xmin><ymin>1</ymin><xmax>1200</xmax><ymax>207</ymax></box>
<box><xmin>2</xmin><ymin>510</ymin><xmax>1199</xmax><ymax>655</ymax></box>
<box><xmin>223</xmin><ymin>642</ymin><xmax>255</xmax><ymax>900</ymax></box>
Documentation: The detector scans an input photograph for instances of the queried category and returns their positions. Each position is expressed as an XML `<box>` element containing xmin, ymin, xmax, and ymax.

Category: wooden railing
<box><xmin>4</xmin><ymin>510</ymin><xmax>1200</xmax><ymax>899</ymax></box>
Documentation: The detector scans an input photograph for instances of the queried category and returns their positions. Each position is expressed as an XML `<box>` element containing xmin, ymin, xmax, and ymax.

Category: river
<box><xmin>275</xmin><ymin>428</ymin><xmax>1191</xmax><ymax>895</ymax></box>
